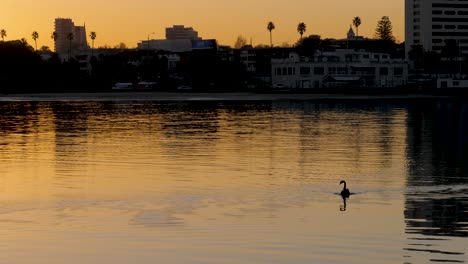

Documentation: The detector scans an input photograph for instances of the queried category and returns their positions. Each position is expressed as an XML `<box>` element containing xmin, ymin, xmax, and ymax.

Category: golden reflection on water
<box><xmin>0</xmin><ymin>100</ymin><xmax>466</xmax><ymax>264</ymax></box>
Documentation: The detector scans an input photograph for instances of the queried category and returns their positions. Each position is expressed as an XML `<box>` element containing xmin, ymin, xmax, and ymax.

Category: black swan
<box><xmin>340</xmin><ymin>180</ymin><xmax>351</xmax><ymax>198</ymax></box>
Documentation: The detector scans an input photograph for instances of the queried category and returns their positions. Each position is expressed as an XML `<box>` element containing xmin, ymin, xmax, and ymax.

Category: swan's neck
<box><xmin>342</xmin><ymin>182</ymin><xmax>347</xmax><ymax>190</ymax></box>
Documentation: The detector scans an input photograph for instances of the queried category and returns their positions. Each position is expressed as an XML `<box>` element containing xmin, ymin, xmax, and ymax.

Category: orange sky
<box><xmin>1</xmin><ymin>0</ymin><xmax>404</xmax><ymax>49</ymax></box>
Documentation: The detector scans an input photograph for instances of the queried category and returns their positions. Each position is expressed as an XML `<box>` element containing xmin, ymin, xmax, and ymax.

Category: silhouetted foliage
<box><xmin>297</xmin><ymin>22</ymin><xmax>307</xmax><ymax>39</ymax></box>
<box><xmin>295</xmin><ymin>35</ymin><xmax>322</xmax><ymax>55</ymax></box>
<box><xmin>0</xmin><ymin>29</ymin><xmax>6</xmax><ymax>41</ymax></box>
<box><xmin>353</xmin><ymin>17</ymin><xmax>361</xmax><ymax>37</ymax></box>
<box><xmin>234</xmin><ymin>35</ymin><xmax>248</xmax><ymax>49</ymax></box>
<box><xmin>32</xmin><ymin>31</ymin><xmax>39</xmax><ymax>51</ymax></box>
<box><xmin>0</xmin><ymin>40</ymin><xmax>42</xmax><ymax>92</ymax></box>
<box><xmin>409</xmin><ymin>45</ymin><xmax>425</xmax><ymax>69</ymax></box>
<box><xmin>374</xmin><ymin>16</ymin><xmax>395</xmax><ymax>43</ymax></box>
<box><xmin>267</xmin><ymin>22</ymin><xmax>275</xmax><ymax>47</ymax></box>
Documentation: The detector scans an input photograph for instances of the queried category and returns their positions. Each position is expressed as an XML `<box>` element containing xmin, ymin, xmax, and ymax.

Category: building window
<box><xmin>380</xmin><ymin>67</ymin><xmax>388</xmax><ymax>76</ymax></box>
<box><xmin>282</xmin><ymin>67</ymin><xmax>287</xmax><ymax>75</ymax></box>
<box><xmin>300</xmin><ymin>67</ymin><xmax>310</xmax><ymax>75</ymax></box>
<box><xmin>276</xmin><ymin>68</ymin><xmax>282</xmax><ymax>76</ymax></box>
<box><xmin>337</xmin><ymin>67</ymin><xmax>348</xmax><ymax>74</ymax></box>
<box><xmin>314</xmin><ymin>67</ymin><xmax>324</xmax><ymax>75</ymax></box>
<box><xmin>394</xmin><ymin>68</ymin><xmax>403</xmax><ymax>76</ymax></box>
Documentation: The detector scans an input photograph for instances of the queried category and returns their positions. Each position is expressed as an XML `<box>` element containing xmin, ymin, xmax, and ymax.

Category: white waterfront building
<box><xmin>271</xmin><ymin>49</ymin><xmax>408</xmax><ymax>89</ymax></box>
<box><xmin>405</xmin><ymin>0</ymin><xmax>468</xmax><ymax>55</ymax></box>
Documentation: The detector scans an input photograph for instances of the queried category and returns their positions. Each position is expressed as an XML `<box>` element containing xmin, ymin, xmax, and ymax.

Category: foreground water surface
<box><xmin>0</xmin><ymin>97</ymin><xmax>467</xmax><ymax>263</ymax></box>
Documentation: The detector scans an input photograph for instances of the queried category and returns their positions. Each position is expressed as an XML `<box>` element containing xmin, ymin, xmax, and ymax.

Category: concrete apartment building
<box><xmin>54</xmin><ymin>18</ymin><xmax>89</xmax><ymax>56</ymax></box>
<box><xmin>405</xmin><ymin>0</ymin><xmax>468</xmax><ymax>54</ymax></box>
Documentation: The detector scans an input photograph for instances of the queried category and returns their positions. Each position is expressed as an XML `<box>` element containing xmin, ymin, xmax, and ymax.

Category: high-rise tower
<box><xmin>405</xmin><ymin>0</ymin><xmax>468</xmax><ymax>55</ymax></box>
<box><xmin>54</xmin><ymin>18</ymin><xmax>89</xmax><ymax>55</ymax></box>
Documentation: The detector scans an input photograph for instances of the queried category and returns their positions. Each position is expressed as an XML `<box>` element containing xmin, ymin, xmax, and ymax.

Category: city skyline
<box><xmin>1</xmin><ymin>0</ymin><xmax>403</xmax><ymax>49</ymax></box>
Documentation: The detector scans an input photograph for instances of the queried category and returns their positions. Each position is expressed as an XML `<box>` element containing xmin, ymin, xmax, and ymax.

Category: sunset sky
<box><xmin>1</xmin><ymin>0</ymin><xmax>404</xmax><ymax>49</ymax></box>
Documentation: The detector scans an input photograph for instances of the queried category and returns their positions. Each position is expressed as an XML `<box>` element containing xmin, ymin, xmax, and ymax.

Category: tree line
<box><xmin>256</xmin><ymin>16</ymin><xmax>395</xmax><ymax>48</ymax></box>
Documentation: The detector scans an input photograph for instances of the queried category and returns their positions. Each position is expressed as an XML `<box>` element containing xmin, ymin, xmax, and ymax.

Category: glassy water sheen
<box><xmin>0</xmin><ymin>98</ymin><xmax>467</xmax><ymax>264</ymax></box>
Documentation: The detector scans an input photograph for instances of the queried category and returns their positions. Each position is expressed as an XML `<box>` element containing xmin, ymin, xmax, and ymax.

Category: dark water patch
<box><xmin>404</xmin><ymin>248</ymin><xmax>465</xmax><ymax>255</ymax></box>
<box><xmin>430</xmin><ymin>259</ymin><xmax>465</xmax><ymax>263</ymax></box>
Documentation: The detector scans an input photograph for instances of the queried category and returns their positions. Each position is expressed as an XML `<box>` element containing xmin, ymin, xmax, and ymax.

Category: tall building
<box><xmin>405</xmin><ymin>0</ymin><xmax>468</xmax><ymax>55</ymax></box>
<box><xmin>54</xmin><ymin>18</ymin><xmax>89</xmax><ymax>55</ymax></box>
<box><xmin>166</xmin><ymin>25</ymin><xmax>201</xmax><ymax>40</ymax></box>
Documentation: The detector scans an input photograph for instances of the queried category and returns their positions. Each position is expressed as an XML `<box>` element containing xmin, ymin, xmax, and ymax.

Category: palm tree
<box><xmin>0</xmin><ymin>29</ymin><xmax>6</xmax><ymax>41</ymax></box>
<box><xmin>51</xmin><ymin>31</ymin><xmax>58</xmax><ymax>52</ymax></box>
<box><xmin>32</xmin><ymin>31</ymin><xmax>39</xmax><ymax>51</ymax></box>
<box><xmin>267</xmin><ymin>21</ymin><xmax>275</xmax><ymax>47</ymax></box>
<box><xmin>353</xmin><ymin>17</ymin><xmax>362</xmax><ymax>37</ymax></box>
<box><xmin>89</xmin><ymin>31</ymin><xmax>96</xmax><ymax>57</ymax></box>
<box><xmin>297</xmin><ymin>22</ymin><xmax>307</xmax><ymax>40</ymax></box>
<box><xmin>67</xmin><ymin>32</ymin><xmax>74</xmax><ymax>60</ymax></box>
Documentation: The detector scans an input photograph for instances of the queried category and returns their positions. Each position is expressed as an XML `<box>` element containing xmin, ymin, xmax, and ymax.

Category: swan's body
<box><xmin>340</xmin><ymin>180</ymin><xmax>351</xmax><ymax>198</ymax></box>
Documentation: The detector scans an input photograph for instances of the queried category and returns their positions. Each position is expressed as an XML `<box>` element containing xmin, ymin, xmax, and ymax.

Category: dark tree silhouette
<box><xmin>67</xmin><ymin>32</ymin><xmax>74</xmax><ymax>60</ymax></box>
<box><xmin>374</xmin><ymin>16</ymin><xmax>395</xmax><ymax>42</ymax></box>
<box><xmin>1</xmin><ymin>29</ymin><xmax>6</xmax><ymax>41</ymax></box>
<box><xmin>89</xmin><ymin>31</ymin><xmax>97</xmax><ymax>57</ymax></box>
<box><xmin>297</xmin><ymin>22</ymin><xmax>307</xmax><ymax>40</ymax></box>
<box><xmin>234</xmin><ymin>35</ymin><xmax>248</xmax><ymax>49</ymax></box>
<box><xmin>408</xmin><ymin>44</ymin><xmax>425</xmax><ymax>69</ymax></box>
<box><xmin>353</xmin><ymin>17</ymin><xmax>361</xmax><ymax>37</ymax></box>
<box><xmin>32</xmin><ymin>31</ymin><xmax>39</xmax><ymax>51</ymax></box>
<box><xmin>267</xmin><ymin>21</ymin><xmax>275</xmax><ymax>47</ymax></box>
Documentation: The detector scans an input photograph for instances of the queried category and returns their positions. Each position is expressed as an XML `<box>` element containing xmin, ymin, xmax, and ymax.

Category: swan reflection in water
<box><xmin>339</xmin><ymin>180</ymin><xmax>351</xmax><ymax>211</ymax></box>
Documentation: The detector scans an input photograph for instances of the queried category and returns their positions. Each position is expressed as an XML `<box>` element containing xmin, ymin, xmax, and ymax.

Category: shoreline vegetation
<box><xmin>1</xmin><ymin>34</ymin><xmax>467</xmax><ymax>96</ymax></box>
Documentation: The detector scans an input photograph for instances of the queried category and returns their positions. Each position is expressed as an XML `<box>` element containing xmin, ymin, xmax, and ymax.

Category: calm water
<box><xmin>0</xmin><ymin>97</ymin><xmax>467</xmax><ymax>263</ymax></box>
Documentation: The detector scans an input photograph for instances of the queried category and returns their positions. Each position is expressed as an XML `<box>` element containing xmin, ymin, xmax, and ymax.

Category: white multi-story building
<box><xmin>405</xmin><ymin>0</ymin><xmax>468</xmax><ymax>55</ymax></box>
<box><xmin>271</xmin><ymin>50</ymin><xmax>408</xmax><ymax>89</ymax></box>
<box><xmin>54</xmin><ymin>18</ymin><xmax>89</xmax><ymax>56</ymax></box>
<box><xmin>166</xmin><ymin>25</ymin><xmax>200</xmax><ymax>40</ymax></box>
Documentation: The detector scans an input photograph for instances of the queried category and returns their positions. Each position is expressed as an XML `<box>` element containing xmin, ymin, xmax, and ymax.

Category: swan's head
<box><xmin>340</xmin><ymin>180</ymin><xmax>346</xmax><ymax>185</ymax></box>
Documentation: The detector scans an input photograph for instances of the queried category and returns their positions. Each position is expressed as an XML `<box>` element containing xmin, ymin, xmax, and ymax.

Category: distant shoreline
<box><xmin>0</xmin><ymin>91</ymin><xmax>464</xmax><ymax>102</ymax></box>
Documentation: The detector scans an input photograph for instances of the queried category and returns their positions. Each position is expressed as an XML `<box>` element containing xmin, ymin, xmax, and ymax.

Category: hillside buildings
<box><xmin>405</xmin><ymin>0</ymin><xmax>468</xmax><ymax>54</ymax></box>
<box><xmin>54</xmin><ymin>18</ymin><xmax>89</xmax><ymax>56</ymax></box>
